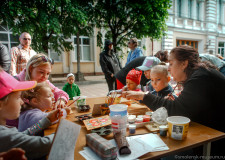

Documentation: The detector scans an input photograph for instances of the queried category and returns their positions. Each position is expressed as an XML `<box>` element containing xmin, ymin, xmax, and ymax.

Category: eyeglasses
<box><xmin>23</xmin><ymin>38</ymin><xmax>31</xmax><ymax>41</ymax></box>
<box><xmin>33</xmin><ymin>56</ymin><xmax>54</xmax><ymax>65</ymax></box>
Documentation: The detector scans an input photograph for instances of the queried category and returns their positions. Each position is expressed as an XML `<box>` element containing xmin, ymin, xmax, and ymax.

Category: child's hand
<box><xmin>47</xmin><ymin>109</ymin><xmax>63</xmax><ymax>122</ymax></box>
<box><xmin>64</xmin><ymin>107</ymin><xmax>71</xmax><ymax>115</ymax></box>
<box><xmin>54</xmin><ymin>99</ymin><xmax>66</xmax><ymax>109</ymax></box>
<box><xmin>0</xmin><ymin>148</ymin><xmax>27</xmax><ymax>160</ymax></box>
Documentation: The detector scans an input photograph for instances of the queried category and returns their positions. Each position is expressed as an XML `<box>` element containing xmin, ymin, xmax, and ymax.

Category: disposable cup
<box><xmin>109</xmin><ymin>104</ymin><xmax>128</xmax><ymax>117</ymax></box>
<box><xmin>167</xmin><ymin>116</ymin><xmax>190</xmax><ymax>140</ymax></box>
<box><xmin>74</xmin><ymin>96</ymin><xmax>87</xmax><ymax>106</ymax></box>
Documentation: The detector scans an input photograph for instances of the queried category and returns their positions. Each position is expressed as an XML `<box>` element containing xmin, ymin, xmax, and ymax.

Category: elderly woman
<box><xmin>122</xmin><ymin>45</ymin><xmax>225</xmax><ymax>156</ymax></box>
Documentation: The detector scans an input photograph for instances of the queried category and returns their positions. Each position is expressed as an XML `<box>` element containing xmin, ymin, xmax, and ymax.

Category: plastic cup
<box><xmin>109</xmin><ymin>104</ymin><xmax>128</xmax><ymax>117</ymax></box>
<box><xmin>109</xmin><ymin>104</ymin><xmax>128</xmax><ymax>136</ymax></box>
<box><xmin>167</xmin><ymin>116</ymin><xmax>190</xmax><ymax>140</ymax></box>
<box><xmin>74</xmin><ymin>96</ymin><xmax>87</xmax><ymax>106</ymax></box>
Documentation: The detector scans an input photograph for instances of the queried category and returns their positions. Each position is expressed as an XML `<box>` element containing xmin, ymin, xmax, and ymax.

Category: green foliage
<box><xmin>93</xmin><ymin>0</ymin><xmax>171</xmax><ymax>54</ymax></box>
<box><xmin>0</xmin><ymin>0</ymin><xmax>94</xmax><ymax>54</ymax></box>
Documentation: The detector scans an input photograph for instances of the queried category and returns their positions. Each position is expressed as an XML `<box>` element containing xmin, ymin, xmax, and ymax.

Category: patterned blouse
<box><xmin>10</xmin><ymin>44</ymin><xmax>36</xmax><ymax>76</ymax></box>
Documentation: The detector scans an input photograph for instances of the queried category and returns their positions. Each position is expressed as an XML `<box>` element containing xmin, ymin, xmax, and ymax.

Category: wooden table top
<box><xmin>45</xmin><ymin>97</ymin><xmax>225</xmax><ymax>160</ymax></box>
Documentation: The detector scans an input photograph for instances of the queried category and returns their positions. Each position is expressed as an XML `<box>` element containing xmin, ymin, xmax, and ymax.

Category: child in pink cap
<box><xmin>0</xmin><ymin>68</ymin><xmax>63</xmax><ymax>159</ymax></box>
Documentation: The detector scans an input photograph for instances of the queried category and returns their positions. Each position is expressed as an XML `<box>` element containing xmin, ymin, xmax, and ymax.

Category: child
<box><xmin>136</xmin><ymin>56</ymin><xmax>161</xmax><ymax>92</ymax></box>
<box><xmin>150</xmin><ymin>65</ymin><xmax>176</xmax><ymax>98</ymax></box>
<box><xmin>0</xmin><ymin>68</ymin><xmax>63</xmax><ymax>159</ymax></box>
<box><xmin>18</xmin><ymin>82</ymin><xmax>71</xmax><ymax>133</ymax></box>
<box><xmin>63</xmin><ymin>73</ymin><xmax>81</xmax><ymax>100</ymax></box>
<box><xmin>125</xmin><ymin>69</ymin><xmax>142</xmax><ymax>91</ymax></box>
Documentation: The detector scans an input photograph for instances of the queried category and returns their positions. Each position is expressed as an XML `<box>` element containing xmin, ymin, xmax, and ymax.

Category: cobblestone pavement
<box><xmin>53</xmin><ymin>75</ymin><xmax>109</xmax><ymax>98</ymax></box>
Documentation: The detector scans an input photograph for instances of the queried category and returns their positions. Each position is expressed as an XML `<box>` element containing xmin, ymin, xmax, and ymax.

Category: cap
<box><xmin>67</xmin><ymin>73</ymin><xmax>75</xmax><ymax>78</ymax></box>
<box><xmin>105</xmin><ymin>40</ymin><xmax>112</xmax><ymax>46</ymax></box>
<box><xmin>0</xmin><ymin>70</ymin><xmax>37</xmax><ymax>99</ymax></box>
<box><xmin>126</xmin><ymin>69</ymin><xmax>142</xmax><ymax>85</ymax></box>
<box><xmin>136</xmin><ymin>57</ymin><xmax>161</xmax><ymax>71</ymax></box>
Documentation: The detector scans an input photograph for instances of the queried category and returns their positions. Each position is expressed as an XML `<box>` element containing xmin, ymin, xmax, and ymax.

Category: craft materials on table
<box><xmin>91</xmin><ymin>125</ymin><xmax>112</xmax><ymax>136</ymax></box>
<box><xmin>76</xmin><ymin>104</ymin><xmax>90</xmax><ymax>112</ymax></box>
<box><xmin>114</xmin><ymin>131</ymin><xmax>131</xmax><ymax>155</ymax></box>
<box><xmin>66</xmin><ymin>97</ymin><xmax>80</xmax><ymax>107</ymax></box>
<box><xmin>85</xmin><ymin>133</ymin><xmax>117</xmax><ymax>160</ymax></box>
<box><xmin>80</xmin><ymin>133</ymin><xmax>169</xmax><ymax>160</ymax></box>
<box><xmin>75</xmin><ymin>114</ymin><xmax>93</xmax><ymax>122</ymax></box>
<box><xmin>83</xmin><ymin>115</ymin><xmax>111</xmax><ymax>130</ymax></box>
<box><xmin>159</xmin><ymin>125</ymin><xmax>168</xmax><ymax>137</ymax></box>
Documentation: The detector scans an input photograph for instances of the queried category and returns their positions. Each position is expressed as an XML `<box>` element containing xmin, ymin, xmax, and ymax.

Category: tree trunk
<box><xmin>75</xmin><ymin>31</ymin><xmax>85</xmax><ymax>81</ymax></box>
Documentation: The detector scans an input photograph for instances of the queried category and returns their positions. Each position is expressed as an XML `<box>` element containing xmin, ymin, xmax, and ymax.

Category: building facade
<box><xmin>1</xmin><ymin>0</ymin><xmax>225</xmax><ymax>76</ymax></box>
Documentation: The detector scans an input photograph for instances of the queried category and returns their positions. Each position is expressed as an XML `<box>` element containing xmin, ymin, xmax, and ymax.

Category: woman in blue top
<box><xmin>125</xmin><ymin>38</ymin><xmax>143</xmax><ymax>66</ymax></box>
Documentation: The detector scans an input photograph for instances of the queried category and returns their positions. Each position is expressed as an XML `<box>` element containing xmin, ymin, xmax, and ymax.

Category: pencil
<box><xmin>66</xmin><ymin>97</ymin><xmax>80</xmax><ymax>107</ymax></box>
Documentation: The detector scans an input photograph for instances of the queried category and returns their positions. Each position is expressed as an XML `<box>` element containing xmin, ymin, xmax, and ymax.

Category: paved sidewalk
<box><xmin>53</xmin><ymin>75</ymin><xmax>109</xmax><ymax>98</ymax></box>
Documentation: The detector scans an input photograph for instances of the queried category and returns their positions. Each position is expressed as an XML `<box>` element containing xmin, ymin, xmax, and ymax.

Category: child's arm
<box><xmin>75</xmin><ymin>84</ymin><xmax>81</xmax><ymax>96</ymax></box>
<box><xmin>0</xmin><ymin>125</ymin><xmax>54</xmax><ymax>159</ymax></box>
<box><xmin>23</xmin><ymin>109</ymin><xmax>63</xmax><ymax>136</ymax></box>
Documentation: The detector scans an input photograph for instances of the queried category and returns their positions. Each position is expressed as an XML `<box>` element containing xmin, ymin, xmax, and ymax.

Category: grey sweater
<box><xmin>0</xmin><ymin>117</ymin><xmax>54</xmax><ymax>159</ymax></box>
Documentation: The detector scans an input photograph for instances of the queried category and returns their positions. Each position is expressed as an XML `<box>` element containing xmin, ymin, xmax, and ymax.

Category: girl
<box><xmin>7</xmin><ymin>53</ymin><xmax>69</xmax><ymax>127</ymax></box>
<box><xmin>16</xmin><ymin>53</ymin><xmax>69</xmax><ymax>108</ymax></box>
<box><xmin>18</xmin><ymin>82</ymin><xmax>71</xmax><ymax>133</ymax></box>
<box><xmin>0</xmin><ymin>68</ymin><xmax>63</xmax><ymax>159</ymax></box>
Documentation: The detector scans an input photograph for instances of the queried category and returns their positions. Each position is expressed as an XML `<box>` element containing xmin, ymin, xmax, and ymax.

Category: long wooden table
<box><xmin>45</xmin><ymin>97</ymin><xmax>225</xmax><ymax>160</ymax></box>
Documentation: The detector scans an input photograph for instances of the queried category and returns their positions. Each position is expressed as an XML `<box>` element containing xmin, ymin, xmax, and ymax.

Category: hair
<box><xmin>154</xmin><ymin>50</ymin><xmax>169</xmax><ymax>62</ymax></box>
<box><xmin>151</xmin><ymin>64</ymin><xmax>169</xmax><ymax>77</ymax></box>
<box><xmin>170</xmin><ymin>45</ymin><xmax>218</xmax><ymax>79</ymax></box>
<box><xmin>21</xmin><ymin>82</ymin><xmax>51</xmax><ymax>112</ymax></box>
<box><xmin>130</xmin><ymin>38</ymin><xmax>138</xmax><ymax>47</ymax></box>
<box><xmin>25</xmin><ymin>53</ymin><xmax>52</xmax><ymax>81</ymax></box>
<box><xmin>19</xmin><ymin>32</ymin><xmax>31</xmax><ymax>39</ymax></box>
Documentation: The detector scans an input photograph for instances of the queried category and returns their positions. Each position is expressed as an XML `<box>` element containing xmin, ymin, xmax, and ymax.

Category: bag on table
<box><xmin>86</xmin><ymin>133</ymin><xmax>117</xmax><ymax>160</ymax></box>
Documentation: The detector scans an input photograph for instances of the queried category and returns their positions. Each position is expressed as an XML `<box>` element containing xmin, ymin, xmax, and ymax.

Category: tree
<box><xmin>93</xmin><ymin>0</ymin><xmax>171</xmax><ymax>55</ymax></box>
<box><xmin>0</xmin><ymin>0</ymin><xmax>88</xmax><ymax>54</ymax></box>
<box><xmin>1</xmin><ymin>0</ymin><xmax>95</xmax><ymax>81</ymax></box>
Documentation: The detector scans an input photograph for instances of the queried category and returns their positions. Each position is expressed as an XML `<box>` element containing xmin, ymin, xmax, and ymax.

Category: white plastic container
<box><xmin>74</xmin><ymin>96</ymin><xmax>87</xmax><ymax>106</ymax></box>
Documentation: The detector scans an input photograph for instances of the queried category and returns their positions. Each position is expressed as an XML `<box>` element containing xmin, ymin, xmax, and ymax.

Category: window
<box><xmin>217</xmin><ymin>0</ymin><xmax>222</xmax><ymax>24</ymax></box>
<box><xmin>177</xmin><ymin>0</ymin><xmax>182</xmax><ymax>17</ymax></box>
<box><xmin>49</xmin><ymin>45</ymin><xmax>62</xmax><ymax>62</ymax></box>
<box><xmin>218</xmin><ymin>42</ymin><xmax>225</xmax><ymax>57</ymax></box>
<box><xmin>74</xmin><ymin>36</ymin><xmax>91</xmax><ymax>61</ymax></box>
<box><xmin>176</xmin><ymin>40</ymin><xmax>198</xmax><ymax>50</ymax></box>
<box><xmin>196</xmin><ymin>2</ymin><xmax>200</xmax><ymax>20</ymax></box>
<box><xmin>188</xmin><ymin>0</ymin><xmax>192</xmax><ymax>19</ymax></box>
<box><xmin>0</xmin><ymin>25</ymin><xmax>19</xmax><ymax>50</ymax></box>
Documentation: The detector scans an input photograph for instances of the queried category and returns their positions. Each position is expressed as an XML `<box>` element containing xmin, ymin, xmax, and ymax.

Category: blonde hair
<box><xmin>21</xmin><ymin>82</ymin><xmax>52</xmax><ymax>111</ymax></box>
<box><xmin>25</xmin><ymin>53</ymin><xmax>52</xmax><ymax>81</ymax></box>
<box><xmin>150</xmin><ymin>64</ymin><xmax>169</xmax><ymax>77</ymax></box>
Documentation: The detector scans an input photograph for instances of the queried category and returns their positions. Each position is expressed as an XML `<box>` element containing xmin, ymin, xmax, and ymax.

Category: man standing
<box><xmin>125</xmin><ymin>38</ymin><xmax>143</xmax><ymax>66</ymax></box>
<box><xmin>100</xmin><ymin>40</ymin><xmax>121</xmax><ymax>92</ymax></box>
<box><xmin>10</xmin><ymin>32</ymin><xmax>37</xmax><ymax>76</ymax></box>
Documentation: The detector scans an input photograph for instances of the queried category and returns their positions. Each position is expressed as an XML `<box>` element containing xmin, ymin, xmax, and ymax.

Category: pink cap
<box><xmin>0</xmin><ymin>70</ymin><xmax>37</xmax><ymax>99</ymax></box>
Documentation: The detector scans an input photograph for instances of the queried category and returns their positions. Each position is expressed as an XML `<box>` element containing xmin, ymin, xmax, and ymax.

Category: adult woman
<box><xmin>122</xmin><ymin>45</ymin><xmax>225</xmax><ymax>155</ymax></box>
<box><xmin>154</xmin><ymin>50</ymin><xmax>169</xmax><ymax>63</ymax></box>
<box><xmin>16</xmin><ymin>53</ymin><xmax>69</xmax><ymax>108</ymax></box>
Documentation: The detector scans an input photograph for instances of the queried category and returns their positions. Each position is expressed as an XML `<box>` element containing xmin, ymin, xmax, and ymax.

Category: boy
<box><xmin>136</xmin><ymin>56</ymin><xmax>161</xmax><ymax>92</ymax></box>
<box><xmin>63</xmin><ymin>73</ymin><xmax>81</xmax><ymax>100</ymax></box>
<box><xmin>150</xmin><ymin>65</ymin><xmax>175</xmax><ymax>98</ymax></box>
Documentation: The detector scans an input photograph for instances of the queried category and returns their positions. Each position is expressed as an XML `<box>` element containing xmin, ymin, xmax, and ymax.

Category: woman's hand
<box><xmin>54</xmin><ymin>98</ymin><xmax>66</xmax><ymax>109</ymax></box>
<box><xmin>47</xmin><ymin>109</ymin><xmax>63</xmax><ymax>122</ymax></box>
<box><xmin>64</xmin><ymin>107</ymin><xmax>71</xmax><ymax>115</ymax></box>
<box><xmin>121</xmin><ymin>91</ymin><xmax>145</xmax><ymax>101</ymax></box>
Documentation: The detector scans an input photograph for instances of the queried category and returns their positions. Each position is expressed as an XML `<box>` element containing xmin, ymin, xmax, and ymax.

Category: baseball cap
<box><xmin>136</xmin><ymin>57</ymin><xmax>161</xmax><ymax>71</ymax></box>
<box><xmin>67</xmin><ymin>73</ymin><xmax>75</xmax><ymax>78</ymax></box>
<box><xmin>0</xmin><ymin>70</ymin><xmax>37</xmax><ymax>99</ymax></box>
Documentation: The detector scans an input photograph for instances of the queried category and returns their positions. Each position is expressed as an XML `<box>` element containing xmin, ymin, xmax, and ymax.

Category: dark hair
<box><xmin>170</xmin><ymin>45</ymin><xmax>210</xmax><ymax>79</ymax></box>
<box><xmin>154</xmin><ymin>50</ymin><xmax>168</xmax><ymax>62</ymax></box>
